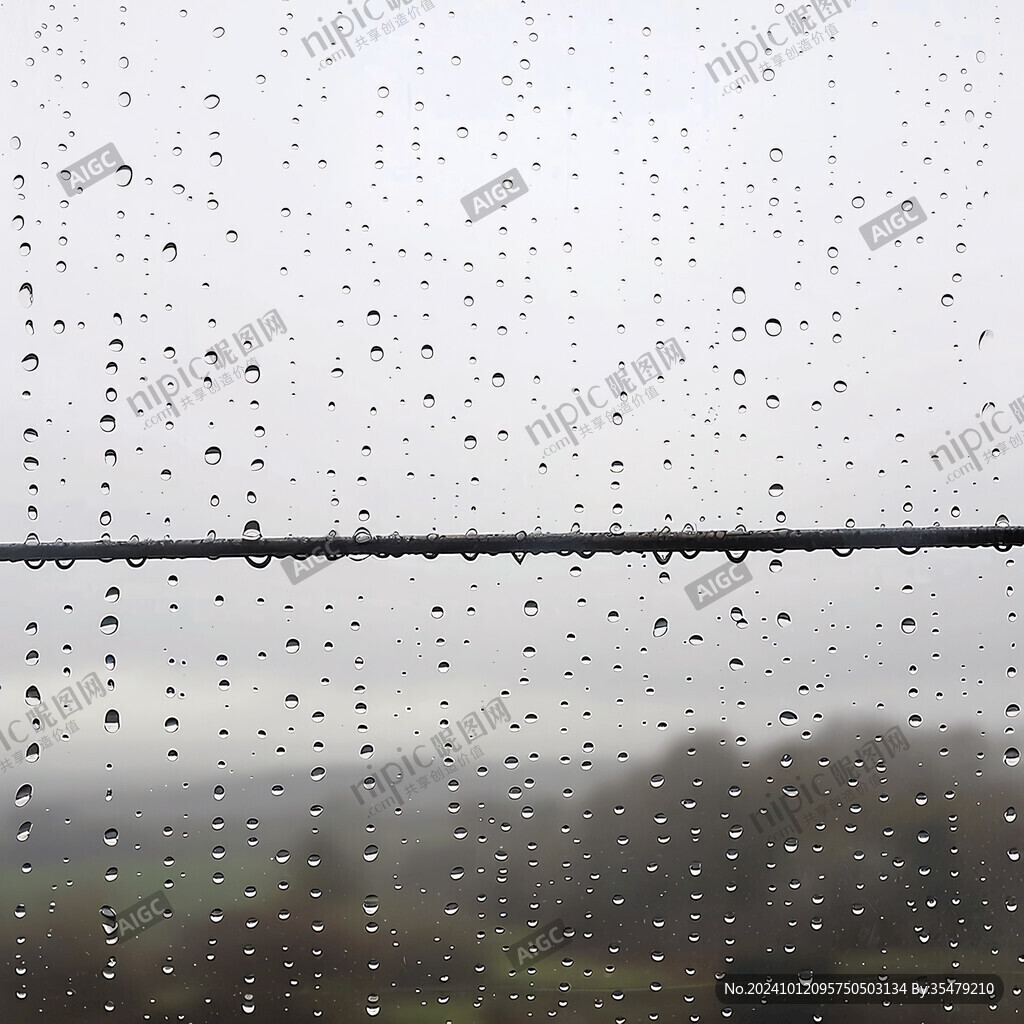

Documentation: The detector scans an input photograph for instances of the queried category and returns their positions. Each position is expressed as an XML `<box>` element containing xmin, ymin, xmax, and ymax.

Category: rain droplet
<box><xmin>780</xmin><ymin>710</ymin><xmax>798</xmax><ymax>726</ymax></box>
<box><xmin>653</xmin><ymin>617</ymin><xmax>669</xmax><ymax>637</ymax></box>
<box><xmin>204</xmin><ymin>447</ymin><xmax>222</xmax><ymax>465</ymax></box>
<box><xmin>104</xmin><ymin>710</ymin><xmax>120</xmax><ymax>732</ymax></box>
<box><xmin>901</xmin><ymin>618</ymin><xmax>916</xmax><ymax>634</ymax></box>
<box><xmin>161</xmin><ymin>243</ymin><xmax>177</xmax><ymax>262</ymax></box>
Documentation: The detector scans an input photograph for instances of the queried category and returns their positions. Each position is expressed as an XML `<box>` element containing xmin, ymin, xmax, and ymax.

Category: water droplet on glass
<box><xmin>653</xmin><ymin>617</ymin><xmax>669</xmax><ymax>637</ymax></box>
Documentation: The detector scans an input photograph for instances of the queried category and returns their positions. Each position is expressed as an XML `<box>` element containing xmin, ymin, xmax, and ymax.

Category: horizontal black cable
<box><xmin>0</xmin><ymin>525</ymin><xmax>1019</xmax><ymax>564</ymax></box>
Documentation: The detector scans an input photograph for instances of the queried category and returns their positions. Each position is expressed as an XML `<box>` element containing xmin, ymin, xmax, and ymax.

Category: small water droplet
<box><xmin>653</xmin><ymin>617</ymin><xmax>669</xmax><ymax>637</ymax></box>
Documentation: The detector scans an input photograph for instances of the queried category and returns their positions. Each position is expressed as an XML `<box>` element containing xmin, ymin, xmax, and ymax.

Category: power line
<box><xmin>0</xmin><ymin>525</ymin><xmax>1020</xmax><ymax>565</ymax></box>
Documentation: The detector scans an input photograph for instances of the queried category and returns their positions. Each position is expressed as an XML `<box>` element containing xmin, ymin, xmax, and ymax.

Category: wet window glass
<box><xmin>2</xmin><ymin>1</ymin><xmax>1019</xmax><ymax>1020</ymax></box>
